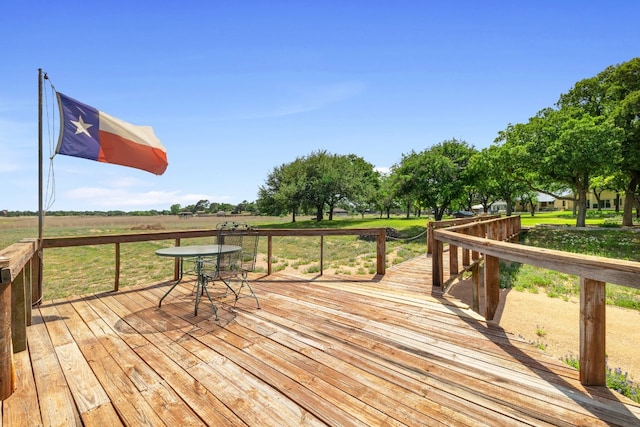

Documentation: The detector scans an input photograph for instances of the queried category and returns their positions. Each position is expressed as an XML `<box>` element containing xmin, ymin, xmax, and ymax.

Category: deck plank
<box><xmin>38</xmin><ymin>302</ymin><xmax>113</xmax><ymax>419</ymax></box>
<box><xmin>28</xmin><ymin>313</ymin><xmax>82</xmax><ymax>427</ymax></box>
<box><xmin>3</xmin><ymin>255</ymin><xmax>640</xmax><ymax>426</ymax></box>
<box><xmin>94</xmin><ymin>292</ymin><xmax>249</xmax><ymax>427</ymax></box>
<box><xmin>1</xmin><ymin>350</ymin><xmax>42</xmax><ymax>427</ymax></box>
<box><xmin>50</xmin><ymin>297</ymin><xmax>167</xmax><ymax>426</ymax></box>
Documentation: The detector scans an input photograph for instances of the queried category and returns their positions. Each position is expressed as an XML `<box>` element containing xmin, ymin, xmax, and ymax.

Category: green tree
<box><xmin>558</xmin><ymin>57</ymin><xmax>640</xmax><ymax>225</ymax></box>
<box><xmin>393</xmin><ymin>139</ymin><xmax>475</xmax><ymax>220</ymax></box>
<box><xmin>390</xmin><ymin>154</ymin><xmax>420</xmax><ymax>218</ymax></box>
<box><xmin>500</xmin><ymin>108</ymin><xmax>621</xmax><ymax>226</ymax></box>
<box><xmin>257</xmin><ymin>151</ymin><xmax>379</xmax><ymax>222</ymax></box>
<box><xmin>468</xmin><ymin>145</ymin><xmax>529</xmax><ymax>216</ymax></box>
<box><xmin>194</xmin><ymin>199</ymin><xmax>210</xmax><ymax>213</ymax></box>
<box><xmin>257</xmin><ymin>159</ymin><xmax>306</xmax><ymax>221</ymax></box>
<box><xmin>344</xmin><ymin>155</ymin><xmax>380</xmax><ymax>219</ymax></box>
<box><xmin>374</xmin><ymin>172</ymin><xmax>399</xmax><ymax>219</ymax></box>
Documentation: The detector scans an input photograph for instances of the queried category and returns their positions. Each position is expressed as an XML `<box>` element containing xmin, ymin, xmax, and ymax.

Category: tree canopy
<box><xmin>257</xmin><ymin>151</ymin><xmax>379</xmax><ymax>221</ymax></box>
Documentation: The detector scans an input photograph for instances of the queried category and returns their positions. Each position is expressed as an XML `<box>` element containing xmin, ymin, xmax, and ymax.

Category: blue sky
<box><xmin>2</xmin><ymin>1</ymin><xmax>638</xmax><ymax>212</ymax></box>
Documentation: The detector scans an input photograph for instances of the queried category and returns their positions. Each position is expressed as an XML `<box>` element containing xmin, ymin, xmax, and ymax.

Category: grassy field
<box><xmin>1</xmin><ymin>211</ymin><xmax>638</xmax><ymax>303</ymax></box>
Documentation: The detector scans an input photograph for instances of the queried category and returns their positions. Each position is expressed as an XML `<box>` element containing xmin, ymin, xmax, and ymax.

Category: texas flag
<box><xmin>55</xmin><ymin>93</ymin><xmax>168</xmax><ymax>175</ymax></box>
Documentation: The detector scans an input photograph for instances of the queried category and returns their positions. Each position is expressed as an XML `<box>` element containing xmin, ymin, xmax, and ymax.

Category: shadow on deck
<box><xmin>3</xmin><ymin>255</ymin><xmax>639</xmax><ymax>426</ymax></box>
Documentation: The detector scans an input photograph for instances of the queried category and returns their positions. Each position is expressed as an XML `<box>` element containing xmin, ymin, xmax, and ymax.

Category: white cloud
<box><xmin>108</xmin><ymin>176</ymin><xmax>151</xmax><ymax>188</ymax></box>
<box><xmin>375</xmin><ymin>166</ymin><xmax>390</xmax><ymax>175</ymax></box>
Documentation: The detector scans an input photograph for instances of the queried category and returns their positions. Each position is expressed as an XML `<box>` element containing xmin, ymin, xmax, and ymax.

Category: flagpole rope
<box><xmin>43</xmin><ymin>74</ymin><xmax>57</xmax><ymax>212</ymax></box>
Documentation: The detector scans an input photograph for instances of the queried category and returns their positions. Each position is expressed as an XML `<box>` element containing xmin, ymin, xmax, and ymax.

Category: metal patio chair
<box><xmin>197</xmin><ymin>222</ymin><xmax>260</xmax><ymax>316</ymax></box>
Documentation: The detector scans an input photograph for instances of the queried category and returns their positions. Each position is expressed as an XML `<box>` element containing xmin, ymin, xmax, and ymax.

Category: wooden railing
<box><xmin>431</xmin><ymin>215</ymin><xmax>640</xmax><ymax>386</ymax></box>
<box><xmin>42</xmin><ymin>227</ymin><xmax>387</xmax><ymax>284</ymax></box>
<box><xmin>426</xmin><ymin>214</ymin><xmax>501</xmax><ymax>255</ymax></box>
<box><xmin>0</xmin><ymin>239</ymin><xmax>40</xmax><ymax>400</ymax></box>
<box><xmin>0</xmin><ymin>227</ymin><xmax>386</xmax><ymax>400</ymax></box>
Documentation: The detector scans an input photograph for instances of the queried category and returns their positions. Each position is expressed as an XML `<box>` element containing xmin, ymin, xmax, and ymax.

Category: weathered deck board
<box><xmin>3</xmin><ymin>255</ymin><xmax>640</xmax><ymax>426</ymax></box>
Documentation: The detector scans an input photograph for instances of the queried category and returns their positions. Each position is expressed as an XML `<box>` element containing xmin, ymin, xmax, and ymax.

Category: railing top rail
<box><xmin>0</xmin><ymin>239</ymin><xmax>38</xmax><ymax>284</ymax></box>
<box><xmin>440</xmin><ymin>215</ymin><xmax>517</xmax><ymax>233</ymax></box>
<box><xmin>429</xmin><ymin>214</ymin><xmax>501</xmax><ymax>230</ymax></box>
<box><xmin>41</xmin><ymin>227</ymin><xmax>387</xmax><ymax>248</ymax></box>
<box><xmin>434</xmin><ymin>228</ymin><xmax>640</xmax><ymax>290</ymax></box>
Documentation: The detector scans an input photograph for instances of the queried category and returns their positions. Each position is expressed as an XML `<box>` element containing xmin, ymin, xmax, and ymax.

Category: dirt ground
<box><xmin>448</xmin><ymin>280</ymin><xmax>640</xmax><ymax>383</ymax></box>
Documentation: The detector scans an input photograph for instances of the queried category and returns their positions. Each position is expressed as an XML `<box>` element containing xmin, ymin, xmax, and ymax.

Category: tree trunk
<box><xmin>594</xmin><ymin>191</ymin><xmax>602</xmax><ymax>211</ymax></box>
<box><xmin>622</xmin><ymin>176</ymin><xmax>638</xmax><ymax>226</ymax></box>
<box><xmin>576</xmin><ymin>186</ymin><xmax>588</xmax><ymax>227</ymax></box>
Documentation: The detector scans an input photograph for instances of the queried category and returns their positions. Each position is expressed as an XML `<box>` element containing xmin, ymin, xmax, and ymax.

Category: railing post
<box><xmin>114</xmin><ymin>242</ymin><xmax>120</xmax><ymax>291</ymax></box>
<box><xmin>471</xmin><ymin>224</ymin><xmax>480</xmax><ymax>261</ymax></box>
<box><xmin>483</xmin><ymin>254</ymin><xmax>500</xmax><ymax>321</ymax></box>
<box><xmin>376</xmin><ymin>229</ymin><xmax>386</xmax><ymax>275</ymax></box>
<box><xmin>11</xmin><ymin>269</ymin><xmax>27</xmax><ymax>353</ymax></box>
<box><xmin>580</xmin><ymin>278</ymin><xmax>606</xmax><ymax>386</ymax></box>
<box><xmin>25</xmin><ymin>256</ymin><xmax>32</xmax><ymax>326</ymax></box>
<box><xmin>320</xmin><ymin>236</ymin><xmax>324</xmax><ymax>275</ymax></box>
<box><xmin>0</xmin><ymin>276</ymin><xmax>13</xmax><ymax>400</ymax></box>
<box><xmin>461</xmin><ymin>229</ymin><xmax>470</xmax><ymax>267</ymax></box>
<box><xmin>33</xmin><ymin>247</ymin><xmax>42</xmax><ymax>306</ymax></box>
<box><xmin>267</xmin><ymin>236</ymin><xmax>273</xmax><ymax>275</ymax></box>
<box><xmin>427</xmin><ymin>221</ymin><xmax>434</xmax><ymax>255</ymax></box>
<box><xmin>449</xmin><ymin>243</ymin><xmax>458</xmax><ymax>276</ymax></box>
<box><xmin>471</xmin><ymin>263</ymin><xmax>480</xmax><ymax>313</ymax></box>
<box><xmin>18</xmin><ymin>238</ymin><xmax>38</xmax><ymax>310</ymax></box>
<box><xmin>484</xmin><ymin>224</ymin><xmax>500</xmax><ymax>320</ymax></box>
<box><xmin>432</xmin><ymin>238</ymin><xmax>443</xmax><ymax>287</ymax></box>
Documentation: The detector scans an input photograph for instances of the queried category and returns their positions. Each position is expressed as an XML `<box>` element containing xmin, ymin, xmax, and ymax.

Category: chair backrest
<box><xmin>215</xmin><ymin>222</ymin><xmax>243</xmax><ymax>276</ymax></box>
<box><xmin>240</xmin><ymin>233</ymin><xmax>259</xmax><ymax>272</ymax></box>
<box><xmin>215</xmin><ymin>222</ymin><xmax>258</xmax><ymax>273</ymax></box>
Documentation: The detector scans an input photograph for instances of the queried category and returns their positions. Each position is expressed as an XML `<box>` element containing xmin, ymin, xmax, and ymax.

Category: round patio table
<box><xmin>156</xmin><ymin>244</ymin><xmax>241</xmax><ymax>318</ymax></box>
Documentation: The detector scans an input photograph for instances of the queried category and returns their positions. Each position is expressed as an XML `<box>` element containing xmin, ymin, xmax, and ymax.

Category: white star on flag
<box><xmin>70</xmin><ymin>115</ymin><xmax>93</xmax><ymax>136</ymax></box>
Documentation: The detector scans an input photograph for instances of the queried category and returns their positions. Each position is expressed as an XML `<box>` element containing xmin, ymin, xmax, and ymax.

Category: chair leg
<box><xmin>237</xmin><ymin>272</ymin><xmax>260</xmax><ymax>309</ymax></box>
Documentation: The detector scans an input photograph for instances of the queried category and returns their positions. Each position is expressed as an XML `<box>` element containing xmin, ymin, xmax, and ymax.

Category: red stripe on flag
<box><xmin>97</xmin><ymin>131</ymin><xmax>168</xmax><ymax>175</ymax></box>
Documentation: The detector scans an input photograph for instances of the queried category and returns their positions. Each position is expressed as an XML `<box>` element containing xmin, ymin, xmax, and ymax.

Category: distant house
<box><xmin>472</xmin><ymin>202</ymin><xmax>507</xmax><ymax>214</ymax></box>
<box><xmin>514</xmin><ymin>192</ymin><xmax>559</xmax><ymax>212</ymax></box>
<box><xmin>537</xmin><ymin>193</ymin><xmax>557</xmax><ymax>211</ymax></box>
<box><xmin>564</xmin><ymin>189</ymin><xmax>625</xmax><ymax>210</ymax></box>
<box><xmin>329</xmin><ymin>208</ymin><xmax>349</xmax><ymax>216</ymax></box>
<box><xmin>514</xmin><ymin>189</ymin><xmax>626</xmax><ymax>212</ymax></box>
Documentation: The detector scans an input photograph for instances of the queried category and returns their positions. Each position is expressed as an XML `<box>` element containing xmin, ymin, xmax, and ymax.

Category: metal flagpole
<box><xmin>36</xmin><ymin>68</ymin><xmax>43</xmax><ymax>304</ymax></box>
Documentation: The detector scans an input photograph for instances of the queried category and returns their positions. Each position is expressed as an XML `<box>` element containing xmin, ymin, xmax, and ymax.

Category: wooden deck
<box><xmin>3</xmin><ymin>255</ymin><xmax>640</xmax><ymax>426</ymax></box>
